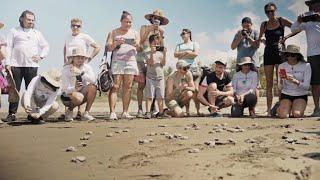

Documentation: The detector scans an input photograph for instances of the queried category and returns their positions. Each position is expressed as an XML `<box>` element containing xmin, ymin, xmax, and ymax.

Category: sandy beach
<box><xmin>0</xmin><ymin>98</ymin><xmax>319</xmax><ymax>180</ymax></box>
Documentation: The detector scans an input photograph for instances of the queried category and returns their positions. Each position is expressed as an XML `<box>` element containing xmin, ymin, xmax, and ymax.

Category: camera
<box><xmin>241</xmin><ymin>29</ymin><xmax>249</xmax><ymax>37</ymax></box>
<box><xmin>156</xmin><ymin>46</ymin><xmax>164</xmax><ymax>52</ymax></box>
<box><xmin>124</xmin><ymin>38</ymin><xmax>135</xmax><ymax>45</ymax></box>
<box><xmin>302</xmin><ymin>12</ymin><xmax>319</xmax><ymax>22</ymax></box>
<box><xmin>76</xmin><ymin>74</ymin><xmax>82</xmax><ymax>82</ymax></box>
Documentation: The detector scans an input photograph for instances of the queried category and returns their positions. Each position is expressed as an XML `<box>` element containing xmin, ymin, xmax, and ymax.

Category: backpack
<box><xmin>97</xmin><ymin>47</ymin><xmax>114</xmax><ymax>96</ymax></box>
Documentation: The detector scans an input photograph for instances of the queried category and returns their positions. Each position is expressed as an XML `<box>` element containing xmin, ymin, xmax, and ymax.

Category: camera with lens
<box><xmin>241</xmin><ymin>29</ymin><xmax>249</xmax><ymax>37</ymax></box>
<box><xmin>155</xmin><ymin>46</ymin><xmax>165</xmax><ymax>52</ymax></box>
<box><xmin>302</xmin><ymin>12</ymin><xmax>319</xmax><ymax>22</ymax></box>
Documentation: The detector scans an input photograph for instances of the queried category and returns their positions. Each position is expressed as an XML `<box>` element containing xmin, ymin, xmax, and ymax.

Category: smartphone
<box><xmin>31</xmin><ymin>107</ymin><xmax>40</xmax><ymax>113</ymax></box>
<box><xmin>76</xmin><ymin>75</ymin><xmax>82</xmax><ymax>82</ymax></box>
<box><xmin>124</xmin><ymin>38</ymin><xmax>135</xmax><ymax>45</ymax></box>
<box><xmin>156</xmin><ymin>46</ymin><xmax>164</xmax><ymax>52</ymax></box>
<box><xmin>279</xmin><ymin>69</ymin><xmax>287</xmax><ymax>78</ymax></box>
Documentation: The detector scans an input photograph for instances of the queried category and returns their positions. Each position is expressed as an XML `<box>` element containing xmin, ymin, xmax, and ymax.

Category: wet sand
<box><xmin>0</xmin><ymin>98</ymin><xmax>319</xmax><ymax>180</ymax></box>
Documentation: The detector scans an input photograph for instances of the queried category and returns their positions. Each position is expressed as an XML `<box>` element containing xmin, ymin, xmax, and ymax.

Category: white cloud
<box><xmin>288</xmin><ymin>0</ymin><xmax>309</xmax><ymax>16</ymax></box>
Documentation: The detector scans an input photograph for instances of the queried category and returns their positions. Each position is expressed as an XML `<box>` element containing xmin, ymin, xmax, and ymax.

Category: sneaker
<box><xmin>156</xmin><ymin>112</ymin><xmax>171</xmax><ymax>119</ymax></box>
<box><xmin>311</xmin><ymin>108</ymin><xmax>320</xmax><ymax>117</ymax></box>
<box><xmin>270</xmin><ymin>102</ymin><xmax>280</xmax><ymax>117</ymax></box>
<box><xmin>211</xmin><ymin>112</ymin><xmax>223</xmax><ymax>118</ymax></box>
<box><xmin>83</xmin><ymin>111</ymin><xmax>95</xmax><ymax>121</ymax></box>
<box><xmin>121</xmin><ymin>112</ymin><xmax>134</xmax><ymax>120</ymax></box>
<box><xmin>6</xmin><ymin>114</ymin><xmax>16</xmax><ymax>123</ymax></box>
<box><xmin>151</xmin><ymin>110</ymin><xmax>159</xmax><ymax>118</ymax></box>
<box><xmin>28</xmin><ymin>115</ymin><xmax>45</xmax><ymax>124</ymax></box>
<box><xmin>136</xmin><ymin>109</ymin><xmax>144</xmax><ymax>118</ymax></box>
<box><xmin>65</xmin><ymin>109</ymin><xmax>74</xmax><ymax>122</ymax></box>
<box><xmin>144</xmin><ymin>112</ymin><xmax>152</xmax><ymax>119</ymax></box>
<box><xmin>109</xmin><ymin>112</ymin><xmax>118</xmax><ymax>120</ymax></box>
<box><xmin>0</xmin><ymin>119</ymin><xmax>3</xmax><ymax>124</ymax></box>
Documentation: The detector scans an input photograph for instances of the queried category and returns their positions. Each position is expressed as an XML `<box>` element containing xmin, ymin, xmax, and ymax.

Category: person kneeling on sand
<box><xmin>61</xmin><ymin>48</ymin><xmax>97</xmax><ymax>122</ymax></box>
<box><xmin>198</xmin><ymin>59</ymin><xmax>234</xmax><ymax>118</ymax></box>
<box><xmin>271</xmin><ymin>45</ymin><xmax>311</xmax><ymax>119</ymax></box>
<box><xmin>165</xmin><ymin>60</ymin><xmax>195</xmax><ymax>117</ymax></box>
<box><xmin>231</xmin><ymin>57</ymin><xmax>259</xmax><ymax>117</ymax></box>
<box><xmin>21</xmin><ymin>69</ymin><xmax>61</xmax><ymax>124</ymax></box>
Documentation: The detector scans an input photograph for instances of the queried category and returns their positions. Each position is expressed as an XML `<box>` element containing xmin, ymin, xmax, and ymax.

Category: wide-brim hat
<box><xmin>238</xmin><ymin>57</ymin><xmax>254</xmax><ymax>66</ymax></box>
<box><xmin>281</xmin><ymin>44</ymin><xmax>303</xmax><ymax>57</ymax></box>
<box><xmin>215</xmin><ymin>59</ymin><xmax>227</xmax><ymax>66</ymax></box>
<box><xmin>0</xmin><ymin>22</ymin><xmax>4</xmax><ymax>29</ymax></box>
<box><xmin>145</xmin><ymin>9</ymin><xmax>169</xmax><ymax>25</ymax></box>
<box><xmin>41</xmin><ymin>69</ymin><xmax>62</xmax><ymax>88</ymax></box>
<box><xmin>305</xmin><ymin>0</ymin><xmax>320</xmax><ymax>6</ymax></box>
<box><xmin>66</xmin><ymin>47</ymin><xmax>89</xmax><ymax>65</ymax></box>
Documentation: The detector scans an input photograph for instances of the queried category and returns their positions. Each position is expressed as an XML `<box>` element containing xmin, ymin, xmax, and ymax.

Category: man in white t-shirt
<box><xmin>63</xmin><ymin>18</ymin><xmax>100</xmax><ymax>64</ymax></box>
<box><xmin>291</xmin><ymin>0</ymin><xmax>320</xmax><ymax>116</ymax></box>
<box><xmin>5</xmin><ymin>10</ymin><xmax>50</xmax><ymax>122</ymax></box>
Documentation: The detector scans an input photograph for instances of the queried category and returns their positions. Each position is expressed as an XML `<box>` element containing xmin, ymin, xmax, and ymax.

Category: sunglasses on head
<box><xmin>71</xmin><ymin>24</ymin><xmax>81</xmax><ymax>28</ymax></box>
<box><xmin>265</xmin><ymin>9</ymin><xmax>275</xmax><ymax>14</ymax></box>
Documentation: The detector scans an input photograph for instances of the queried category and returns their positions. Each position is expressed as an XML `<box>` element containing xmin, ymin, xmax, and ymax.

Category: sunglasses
<box><xmin>265</xmin><ymin>9</ymin><xmax>275</xmax><ymax>14</ymax></box>
<box><xmin>71</xmin><ymin>24</ymin><xmax>81</xmax><ymax>28</ymax></box>
<box><xmin>180</xmin><ymin>32</ymin><xmax>189</xmax><ymax>36</ymax></box>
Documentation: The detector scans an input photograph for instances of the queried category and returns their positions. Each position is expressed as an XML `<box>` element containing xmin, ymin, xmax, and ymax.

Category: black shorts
<box><xmin>280</xmin><ymin>93</ymin><xmax>308</xmax><ymax>103</ymax></box>
<box><xmin>308</xmin><ymin>55</ymin><xmax>320</xmax><ymax>85</ymax></box>
<box><xmin>204</xmin><ymin>91</ymin><xmax>227</xmax><ymax>107</ymax></box>
<box><xmin>264</xmin><ymin>46</ymin><xmax>283</xmax><ymax>66</ymax></box>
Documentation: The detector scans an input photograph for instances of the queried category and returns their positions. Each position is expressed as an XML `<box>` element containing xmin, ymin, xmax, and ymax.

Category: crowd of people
<box><xmin>0</xmin><ymin>0</ymin><xmax>320</xmax><ymax>124</ymax></box>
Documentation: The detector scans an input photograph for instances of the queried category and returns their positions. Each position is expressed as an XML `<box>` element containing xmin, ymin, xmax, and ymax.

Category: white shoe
<box><xmin>109</xmin><ymin>112</ymin><xmax>118</xmax><ymax>120</ymax></box>
<box><xmin>65</xmin><ymin>109</ymin><xmax>74</xmax><ymax>122</ymax></box>
<box><xmin>121</xmin><ymin>112</ymin><xmax>134</xmax><ymax>120</ymax></box>
<box><xmin>83</xmin><ymin>111</ymin><xmax>95</xmax><ymax>121</ymax></box>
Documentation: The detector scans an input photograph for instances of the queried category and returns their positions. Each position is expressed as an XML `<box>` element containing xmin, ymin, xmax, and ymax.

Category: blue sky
<box><xmin>1</xmin><ymin>0</ymin><xmax>308</xmax><ymax>72</ymax></box>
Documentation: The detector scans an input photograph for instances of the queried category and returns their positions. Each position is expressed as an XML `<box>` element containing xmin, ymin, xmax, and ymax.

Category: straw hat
<box><xmin>41</xmin><ymin>69</ymin><xmax>62</xmax><ymax>88</ymax></box>
<box><xmin>66</xmin><ymin>47</ymin><xmax>89</xmax><ymax>64</ymax></box>
<box><xmin>0</xmin><ymin>22</ymin><xmax>4</xmax><ymax>29</ymax></box>
<box><xmin>238</xmin><ymin>57</ymin><xmax>254</xmax><ymax>66</ymax></box>
<box><xmin>305</xmin><ymin>0</ymin><xmax>320</xmax><ymax>6</ymax></box>
<box><xmin>281</xmin><ymin>44</ymin><xmax>303</xmax><ymax>56</ymax></box>
<box><xmin>145</xmin><ymin>9</ymin><xmax>169</xmax><ymax>25</ymax></box>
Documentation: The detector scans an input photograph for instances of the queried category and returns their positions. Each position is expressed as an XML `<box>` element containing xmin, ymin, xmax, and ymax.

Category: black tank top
<box><xmin>264</xmin><ymin>17</ymin><xmax>284</xmax><ymax>47</ymax></box>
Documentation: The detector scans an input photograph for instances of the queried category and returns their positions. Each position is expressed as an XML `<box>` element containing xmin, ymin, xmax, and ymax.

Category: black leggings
<box><xmin>9</xmin><ymin>67</ymin><xmax>38</xmax><ymax>114</ymax></box>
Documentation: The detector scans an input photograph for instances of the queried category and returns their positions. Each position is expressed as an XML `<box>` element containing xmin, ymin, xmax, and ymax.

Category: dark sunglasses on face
<box><xmin>71</xmin><ymin>24</ymin><xmax>81</xmax><ymax>28</ymax></box>
<box><xmin>180</xmin><ymin>32</ymin><xmax>189</xmax><ymax>36</ymax></box>
<box><xmin>265</xmin><ymin>9</ymin><xmax>275</xmax><ymax>14</ymax></box>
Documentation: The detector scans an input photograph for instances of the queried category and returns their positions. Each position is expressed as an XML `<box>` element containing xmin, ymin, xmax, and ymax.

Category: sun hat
<box><xmin>145</xmin><ymin>9</ymin><xmax>169</xmax><ymax>25</ymax></box>
<box><xmin>41</xmin><ymin>69</ymin><xmax>62</xmax><ymax>88</ymax></box>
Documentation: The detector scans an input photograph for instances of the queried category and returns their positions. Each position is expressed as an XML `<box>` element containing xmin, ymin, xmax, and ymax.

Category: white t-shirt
<box><xmin>291</xmin><ymin>20</ymin><xmax>320</xmax><ymax>57</ymax></box>
<box><xmin>64</xmin><ymin>33</ymin><xmax>95</xmax><ymax>56</ymax></box>
<box><xmin>175</xmin><ymin>41</ymin><xmax>200</xmax><ymax>66</ymax></box>
<box><xmin>232</xmin><ymin>70</ymin><xmax>259</xmax><ymax>95</ymax></box>
<box><xmin>278</xmin><ymin>61</ymin><xmax>311</xmax><ymax>96</ymax></box>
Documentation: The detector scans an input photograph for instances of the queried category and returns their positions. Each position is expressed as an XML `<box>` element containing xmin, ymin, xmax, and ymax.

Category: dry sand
<box><xmin>0</xmin><ymin>98</ymin><xmax>320</xmax><ymax>180</ymax></box>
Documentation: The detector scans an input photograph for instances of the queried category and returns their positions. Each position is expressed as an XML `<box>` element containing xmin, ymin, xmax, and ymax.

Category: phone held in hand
<box><xmin>124</xmin><ymin>38</ymin><xmax>135</xmax><ymax>45</ymax></box>
<box><xmin>279</xmin><ymin>69</ymin><xmax>287</xmax><ymax>78</ymax></box>
<box><xmin>156</xmin><ymin>46</ymin><xmax>164</xmax><ymax>52</ymax></box>
<box><xmin>76</xmin><ymin>74</ymin><xmax>82</xmax><ymax>82</ymax></box>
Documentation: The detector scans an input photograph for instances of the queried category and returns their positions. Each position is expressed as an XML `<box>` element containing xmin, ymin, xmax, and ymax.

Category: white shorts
<box><xmin>111</xmin><ymin>60</ymin><xmax>138</xmax><ymax>75</ymax></box>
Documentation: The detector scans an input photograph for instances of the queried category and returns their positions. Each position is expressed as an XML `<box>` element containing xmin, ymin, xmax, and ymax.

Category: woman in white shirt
<box><xmin>106</xmin><ymin>11</ymin><xmax>140</xmax><ymax>120</ymax></box>
<box><xmin>61</xmin><ymin>48</ymin><xmax>97</xmax><ymax>121</ymax></box>
<box><xmin>232</xmin><ymin>57</ymin><xmax>259</xmax><ymax>117</ymax></box>
<box><xmin>275</xmin><ymin>44</ymin><xmax>311</xmax><ymax>119</ymax></box>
